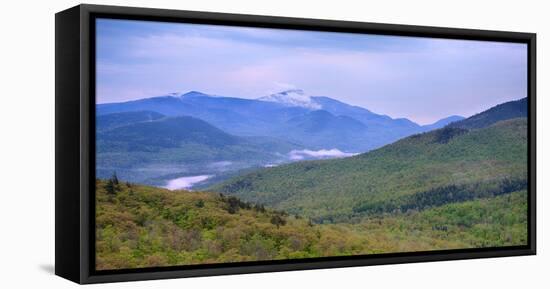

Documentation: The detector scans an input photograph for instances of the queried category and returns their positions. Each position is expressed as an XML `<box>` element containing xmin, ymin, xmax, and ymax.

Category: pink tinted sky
<box><xmin>96</xmin><ymin>19</ymin><xmax>527</xmax><ymax>124</ymax></box>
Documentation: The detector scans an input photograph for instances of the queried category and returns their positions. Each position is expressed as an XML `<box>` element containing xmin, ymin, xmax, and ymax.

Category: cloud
<box><xmin>288</xmin><ymin>149</ymin><xmax>359</xmax><ymax>160</ymax></box>
<box><xmin>96</xmin><ymin>19</ymin><xmax>527</xmax><ymax>123</ymax></box>
<box><xmin>164</xmin><ymin>175</ymin><xmax>211</xmax><ymax>190</ymax></box>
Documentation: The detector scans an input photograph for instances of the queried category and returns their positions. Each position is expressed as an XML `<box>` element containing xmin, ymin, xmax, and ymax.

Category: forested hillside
<box><xmin>211</xmin><ymin>118</ymin><xmax>527</xmax><ymax>223</ymax></box>
<box><xmin>96</xmin><ymin>114</ymin><xmax>301</xmax><ymax>185</ymax></box>
<box><xmin>449</xmin><ymin>97</ymin><xmax>527</xmax><ymax>129</ymax></box>
<box><xmin>96</xmin><ymin>179</ymin><xmax>527</xmax><ymax>270</ymax></box>
<box><xmin>93</xmin><ymin>17</ymin><xmax>530</xmax><ymax>271</ymax></box>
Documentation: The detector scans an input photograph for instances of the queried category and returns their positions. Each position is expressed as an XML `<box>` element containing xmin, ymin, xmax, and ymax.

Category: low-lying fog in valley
<box><xmin>164</xmin><ymin>175</ymin><xmax>213</xmax><ymax>190</ymax></box>
<box><xmin>162</xmin><ymin>148</ymin><xmax>359</xmax><ymax>190</ymax></box>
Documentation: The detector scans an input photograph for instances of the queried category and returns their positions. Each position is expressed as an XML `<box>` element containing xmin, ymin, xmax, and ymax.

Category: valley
<box><xmin>95</xmin><ymin>91</ymin><xmax>529</xmax><ymax>269</ymax></box>
<box><xmin>96</xmin><ymin>90</ymin><xmax>465</xmax><ymax>188</ymax></box>
<box><xmin>91</xmin><ymin>17</ymin><xmax>532</xmax><ymax>271</ymax></box>
<box><xmin>212</xmin><ymin>117</ymin><xmax>527</xmax><ymax>223</ymax></box>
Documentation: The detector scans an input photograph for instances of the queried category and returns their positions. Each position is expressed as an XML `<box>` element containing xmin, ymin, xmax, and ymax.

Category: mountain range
<box><xmin>96</xmin><ymin>89</ymin><xmax>525</xmax><ymax>193</ymax></box>
<box><xmin>97</xmin><ymin>89</ymin><xmax>464</xmax><ymax>152</ymax></box>
<box><xmin>95</xmin><ymin>93</ymin><xmax>528</xmax><ymax>268</ymax></box>
<box><xmin>96</xmin><ymin>112</ymin><xmax>302</xmax><ymax>185</ymax></box>
<box><xmin>210</xmin><ymin>97</ymin><xmax>528</xmax><ymax>223</ymax></box>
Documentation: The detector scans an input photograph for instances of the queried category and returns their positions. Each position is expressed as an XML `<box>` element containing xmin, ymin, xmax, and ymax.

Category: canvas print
<box><xmin>94</xmin><ymin>18</ymin><xmax>529</xmax><ymax>270</ymax></box>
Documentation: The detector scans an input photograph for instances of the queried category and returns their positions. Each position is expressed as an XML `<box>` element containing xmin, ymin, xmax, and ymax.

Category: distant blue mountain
<box><xmin>97</xmin><ymin>90</ymin><xmax>462</xmax><ymax>152</ymax></box>
<box><xmin>287</xmin><ymin>110</ymin><xmax>367</xmax><ymax>133</ymax></box>
<box><xmin>96</xmin><ymin>110</ymin><xmax>165</xmax><ymax>132</ymax></box>
<box><xmin>282</xmin><ymin>110</ymin><xmax>374</xmax><ymax>151</ymax></box>
<box><xmin>96</xmin><ymin>113</ymin><xmax>302</xmax><ymax>186</ymax></box>
<box><xmin>98</xmin><ymin>115</ymin><xmax>240</xmax><ymax>151</ymax></box>
<box><xmin>312</xmin><ymin>96</ymin><xmax>403</xmax><ymax>125</ymax></box>
<box><xmin>98</xmin><ymin>91</ymin><xmax>310</xmax><ymax>137</ymax></box>
<box><xmin>421</xmin><ymin>115</ymin><xmax>465</xmax><ymax>131</ymax></box>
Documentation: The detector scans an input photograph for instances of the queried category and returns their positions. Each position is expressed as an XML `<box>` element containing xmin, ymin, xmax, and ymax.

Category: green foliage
<box><xmin>95</xmin><ymin>105</ymin><xmax>529</xmax><ymax>270</ymax></box>
<box><xmin>211</xmin><ymin>118</ymin><xmax>528</xmax><ymax>222</ymax></box>
<box><xmin>195</xmin><ymin>200</ymin><xmax>205</xmax><ymax>208</ymax></box>
<box><xmin>270</xmin><ymin>214</ymin><xmax>287</xmax><ymax>228</ymax></box>
<box><xmin>104</xmin><ymin>172</ymin><xmax>120</xmax><ymax>195</ymax></box>
<box><xmin>432</xmin><ymin>127</ymin><xmax>468</xmax><ymax>144</ymax></box>
<box><xmin>96</xmin><ymin>180</ymin><xmax>527</xmax><ymax>270</ymax></box>
<box><xmin>353</xmin><ymin>177</ymin><xmax>527</xmax><ymax>215</ymax></box>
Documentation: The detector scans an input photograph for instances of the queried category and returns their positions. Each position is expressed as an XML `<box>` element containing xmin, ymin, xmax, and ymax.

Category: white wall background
<box><xmin>0</xmin><ymin>0</ymin><xmax>547</xmax><ymax>287</ymax></box>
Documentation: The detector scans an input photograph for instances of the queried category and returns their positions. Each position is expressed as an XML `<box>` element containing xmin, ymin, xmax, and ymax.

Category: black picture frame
<box><xmin>55</xmin><ymin>4</ymin><xmax>537</xmax><ymax>284</ymax></box>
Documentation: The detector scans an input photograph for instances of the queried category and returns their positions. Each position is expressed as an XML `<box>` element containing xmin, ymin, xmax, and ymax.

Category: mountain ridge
<box><xmin>449</xmin><ymin>97</ymin><xmax>527</xmax><ymax>129</ymax></box>
<box><xmin>209</xmin><ymin>98</ymin><xmax>528</xmax><ymax>222</ymax></box>
<box><xmin>97</xmin><ymin>90</ymin><xmax>465</xmax><ymax>152</ymax></box>
<box><xmin>422</xmin><ymin>115</ymin><xmax>465</xmax><ymax>131</ymax></box>
<box><xmin>258</xmin><ymin>89</ymin><xmax>321</xmax><ymax>109</ymax></box>
<box><xmin>96</xmin><ymin>114</ymin><xmax>302</xmax><ymax>186</ymax></box>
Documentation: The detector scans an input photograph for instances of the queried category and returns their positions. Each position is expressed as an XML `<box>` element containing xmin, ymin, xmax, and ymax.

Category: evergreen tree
<box><xmin>105</xmin><ymin>172</ymin><xmax>120</xmax><ymax>195</ymax></box>
<box><xmin>270</xmin><ymin>214</ymin><xmax>286</xmax><ymax>228</ymax></box>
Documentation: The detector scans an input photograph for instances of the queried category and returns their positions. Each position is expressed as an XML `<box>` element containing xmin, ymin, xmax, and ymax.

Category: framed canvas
<box><xmin>55</xmin><ymin>4</ymin><xmax>536</xmax><ymax>284</ymax></box>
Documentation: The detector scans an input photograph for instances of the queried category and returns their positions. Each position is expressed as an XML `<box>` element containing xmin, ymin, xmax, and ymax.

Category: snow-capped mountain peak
<box><xmin>258</xmin><ymin>89</ymin><xmax>321</xmax><ymax>110</ymax></box>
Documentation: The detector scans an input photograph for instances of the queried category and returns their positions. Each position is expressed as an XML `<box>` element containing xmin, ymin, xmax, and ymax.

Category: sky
<box><xmin>96</xmin><ymin>18</ymin><xmax>527</xmax><ymax>125</ymax></box>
